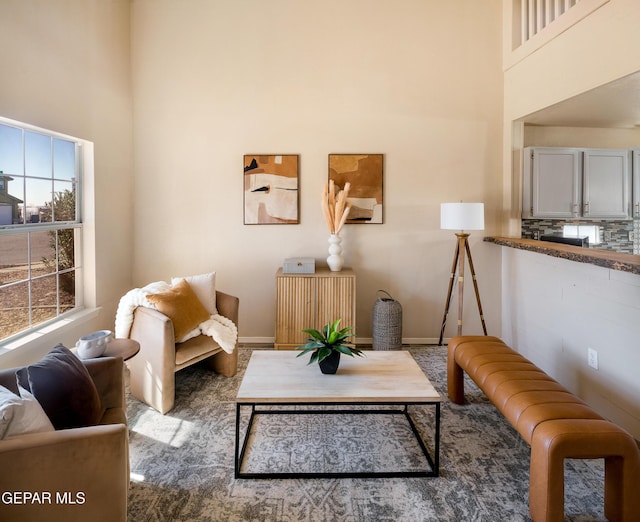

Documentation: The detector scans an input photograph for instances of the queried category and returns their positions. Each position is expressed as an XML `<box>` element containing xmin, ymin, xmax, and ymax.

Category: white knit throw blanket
<box><xmin>114</xmin><ymin>281</ymin><xmax>237</xmax><ymax>354</ymax></box>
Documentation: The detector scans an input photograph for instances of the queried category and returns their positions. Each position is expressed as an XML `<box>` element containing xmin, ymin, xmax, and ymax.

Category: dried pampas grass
<box><xmin>322</xmin><ymin>180</ymin><xmax>351</xmax><ymax>235</ymax></box>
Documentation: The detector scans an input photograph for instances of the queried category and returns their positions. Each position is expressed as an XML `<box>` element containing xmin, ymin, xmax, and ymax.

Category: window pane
<box><xmin>25</xmin><ymin>177</ymin><xmax>53</xmax><ymax>223</ymax></box>
<box><xmin>53</xmin><ymin>138</ymin><xmax>75</xmax><ymax>182</ymax></box>
<box><xmin>2</xmin><ymin>173</ymin><xmax>25</xmax><ymax>224</ymax></box>
<box><xmin>25</xmin><ymin>131</ymin><xmax>52</xmax><ymax>179</ymax></box>
<box><xmin>0</xmin><ymin>281</ymin><xmax>29</xmax><ymax>339</ymax></box>
<box><xmin>55</xmin><ymin>228</ymin><xmax>75</xmax><ymax>272</ymax></box>
<box><xmin>31</xmin><ymin>230</ymin><xmax>56</xmax><ymax>275</ymax></box>
<box><xmin>0</xmin><ymin>124</ymin><xmax>23</xmax><ymax>175</ymax></box>
<box><xmin>31</xmin><ymin>274</ymin><xmax>57</xmax><ymax>325</ymax></box>
<box><xmin>59</xmin><ymin>271</ymin><xmax>76</xmax><ymax>310</ymax></box>
<box><xmin>0</xmin><ymin>234</ymin><xmax>28</xmax><ymax>284</ymax></box>
<box><xmin>53</xmin><ymin>182</ymin><xmax>76</xmax><ymax>221</ymax></box>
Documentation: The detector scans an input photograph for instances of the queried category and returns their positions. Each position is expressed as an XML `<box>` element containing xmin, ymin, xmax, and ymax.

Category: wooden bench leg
<box><xmin>530</xmin><ymin>419</ymin><xmax>640</xmax><ymax>522</ymax></box>
<box><xmin>447</xmin><ymin>352</ymin><xmax>466</xmax><ymax>404</ymax></box>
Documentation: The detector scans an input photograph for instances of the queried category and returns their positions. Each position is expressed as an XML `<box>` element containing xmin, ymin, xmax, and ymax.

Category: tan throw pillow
<box><xmin>146</xmin><ymin>279</ymin><xmax>211</xmax><ymax>341</ymax></box>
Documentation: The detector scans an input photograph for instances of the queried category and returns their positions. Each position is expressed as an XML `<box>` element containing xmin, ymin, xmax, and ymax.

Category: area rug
<box><xmin>126</xmin><ymin>345</ymin><xmax>606</xmax><ymax>521</ymax></box>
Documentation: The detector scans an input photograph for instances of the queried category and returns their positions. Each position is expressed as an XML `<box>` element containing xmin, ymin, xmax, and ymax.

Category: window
<box><xmin>0</xmin><ymin>118</ymin><xmax>83</xmax><ymax>342</ymax></box>
<box><xmin>563</xmin><ymin>224</ymin><xmax>600</xmax><ymax>245</ymax></box>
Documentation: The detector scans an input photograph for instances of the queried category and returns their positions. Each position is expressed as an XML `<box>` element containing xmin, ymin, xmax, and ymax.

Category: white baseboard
<box><xmin>238</xmin><ymin>337</ymin><xmax>274</xmax><ymax>345</ymax></box>
<box><xmin>239</xmin><ymin>336</ymin><xmax>446</xmax><ymax>346</ymax></box>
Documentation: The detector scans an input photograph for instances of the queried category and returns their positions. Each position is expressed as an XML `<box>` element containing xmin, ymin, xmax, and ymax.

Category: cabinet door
<box><xmin>315</xmin><ymin>275</ymin><xmax>356</xmax><ymax>335</ymax></box>
<box><xmin>274</xmin><ymin>269</ymin><xmax>356</xmax><ymax>350</ymax></box>
<box><xmin>275</xmin><ymin>275</ymin><xmax>315</xmax><ymax>349</ymax></box>
<box><xmin>531</xmin><ymin>148</ymin><xmax>581</xmax><ymax>218</ymax></box>
<box><xmin>633</xmin><ymin>149</ymin><xmax>640</xmax><ymax>218</ymax></box>
<box><xmin>583</xmin><ymin>149</ymin><xmax>631</xmax><ymax>219</ymax></box>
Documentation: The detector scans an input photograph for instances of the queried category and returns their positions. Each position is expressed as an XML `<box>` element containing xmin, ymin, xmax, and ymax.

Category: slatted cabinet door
<box><xmin>275</xmin><ymin>268</ymin><xmax>356</xmax><ymax>350</ymax></box>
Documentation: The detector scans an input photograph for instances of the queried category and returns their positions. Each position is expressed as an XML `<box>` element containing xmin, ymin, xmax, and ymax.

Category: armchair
<box><xmin>127</xmin><ymin>290</ymin><xmax>239</xmax><ymax>414</ymax></box>
<box><xmin>0</xmin><ymin>356</ymin><xmax>128</xmax><ymax>522</ymax></box>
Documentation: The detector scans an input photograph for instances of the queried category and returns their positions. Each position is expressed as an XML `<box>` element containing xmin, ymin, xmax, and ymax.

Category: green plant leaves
<box><xmin>295</xmin><ymin>318</ymin><xmax>363</xmax><ymax>365</ymax></box>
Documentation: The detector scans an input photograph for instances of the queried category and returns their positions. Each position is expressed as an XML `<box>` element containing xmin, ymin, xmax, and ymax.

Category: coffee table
<box><xmin>235</xmin><ymin>350</ymin><xmax>441</xmax><ymax>479</ymax></box>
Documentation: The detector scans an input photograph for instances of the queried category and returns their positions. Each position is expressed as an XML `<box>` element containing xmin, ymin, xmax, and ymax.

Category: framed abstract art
<box><xmin>328</xmin><ymin>154</ymin><xmax>383</xmax><ymax>224</ymax></box>
<box><xmin>243</xmin><ymin>154</ymin><xmax>299</xmax><ymax>224</ymax></box>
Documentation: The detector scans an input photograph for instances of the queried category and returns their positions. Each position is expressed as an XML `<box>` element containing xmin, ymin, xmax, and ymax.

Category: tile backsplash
<box><xmin>521</xmin><ymin>219</ymin><xmax>637</xmax><ymax>254</ymax></box>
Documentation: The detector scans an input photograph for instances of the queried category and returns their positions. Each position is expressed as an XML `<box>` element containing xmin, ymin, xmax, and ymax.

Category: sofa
<box><xmin>0</xmin><ymin>354</ymin><xmax>129</xmax><ymax>522</ymax></box>
<box><xmin>448</xmin><ymin>335</ymin><xmax>640</xmax><ymax>522</ymax></box>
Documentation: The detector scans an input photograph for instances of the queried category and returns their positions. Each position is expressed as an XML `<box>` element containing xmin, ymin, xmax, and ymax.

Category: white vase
<box><xmin>327</xmin><ymin>234</ymin><xmax>344</xmax><ymax>272</ymax></box>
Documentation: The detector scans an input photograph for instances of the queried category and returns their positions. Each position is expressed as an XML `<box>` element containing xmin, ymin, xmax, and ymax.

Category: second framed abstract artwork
<box><xmin>243</xmin><ymin>154</ymin><xmax>299</xmax><ymax>224</ymax></box>
<box><xmin>329</xmin><ymin>154</ymin><xmax>383</xmax><ymax>224</ymax></box>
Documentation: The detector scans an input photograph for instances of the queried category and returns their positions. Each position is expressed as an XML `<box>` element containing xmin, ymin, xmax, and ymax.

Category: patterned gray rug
<box><xmin>126</xmin><ymin>345</ymin><xmax>606</xmax><ymax>521</ymax></box>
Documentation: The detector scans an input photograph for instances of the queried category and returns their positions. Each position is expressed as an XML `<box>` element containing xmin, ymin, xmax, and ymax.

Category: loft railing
<box><xmin>517</xmin><ymin>0</ymin><xmax>581</xmax><ymax>47</ymax></box>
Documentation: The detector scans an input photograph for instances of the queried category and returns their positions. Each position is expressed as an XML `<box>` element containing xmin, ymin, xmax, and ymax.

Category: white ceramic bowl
<box><xmin>76</xmin><ymin>330</ymin><xmax>113</xmax><ymax>359</ymax></box>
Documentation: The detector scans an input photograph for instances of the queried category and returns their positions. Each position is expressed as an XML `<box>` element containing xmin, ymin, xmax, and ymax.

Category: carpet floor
<box><xmin>126</xmin><ymin>345</ymin><xmax>606</xmax><ymax>521</ymax></box>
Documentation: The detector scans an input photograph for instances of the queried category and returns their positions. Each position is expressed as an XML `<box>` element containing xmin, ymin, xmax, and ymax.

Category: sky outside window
<box><xmin>0</xmin><ymin>123</ymin><xmax>76</xmax><ymax>223</ymax></box>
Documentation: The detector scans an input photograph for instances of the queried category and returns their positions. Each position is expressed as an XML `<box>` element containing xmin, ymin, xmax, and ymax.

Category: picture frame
<box><xmin>328</xmin><ymin>154</ymin><xmax>383</xmax><ymax>224</ymax></box>
<box><xmin>243</xmin><ymin>154</ymin><xmax>299</xmax><ymax>225</ymax></box>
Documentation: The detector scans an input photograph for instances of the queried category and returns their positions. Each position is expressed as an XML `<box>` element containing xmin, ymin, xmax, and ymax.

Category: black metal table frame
<box><xmin>234</xmin><ymin>401</ymin><xmax>440</xmax><ymax>479</ymax></box>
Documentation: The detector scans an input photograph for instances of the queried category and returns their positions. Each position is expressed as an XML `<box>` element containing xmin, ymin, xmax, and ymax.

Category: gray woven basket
<box><xmin>372</xmin><ymin>290</ymin><xmax>402</xmax><ymax>350</ymax></box>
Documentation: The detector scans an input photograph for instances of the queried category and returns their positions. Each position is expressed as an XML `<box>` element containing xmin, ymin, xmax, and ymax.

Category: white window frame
<box><xmin>0</xmin><ymin>117</ymin><xmax>93</xmax><ymax>347</ymax></box>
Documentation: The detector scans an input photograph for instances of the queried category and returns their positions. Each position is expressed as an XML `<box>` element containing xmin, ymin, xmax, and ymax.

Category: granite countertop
<box><xmin>484</xmin><ymin>237</ymin><xmax>640</xmax><ymax>275</ymax></box>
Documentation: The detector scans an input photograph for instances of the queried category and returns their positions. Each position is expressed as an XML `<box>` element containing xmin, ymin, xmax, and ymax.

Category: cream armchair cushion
<box><xmin>0</xmin><ymin>356</ymin><xmax>128</xmax><ymax>522</ymax></box>
<box><xmin>128</xmin><ymin>290</ymin><xmax>239</xmax><ymax>414</ymax></box>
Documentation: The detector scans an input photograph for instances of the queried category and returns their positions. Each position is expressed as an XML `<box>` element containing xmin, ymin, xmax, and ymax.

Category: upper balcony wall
<box><xmin>503</xmin><ymin>0</ymin><xmax>639</xmax><ymax>121</ymax></box>
<box><xmin>506</xmin><ymin>0</ymin><xmax>609</xmax><ymax>69</ymax></box>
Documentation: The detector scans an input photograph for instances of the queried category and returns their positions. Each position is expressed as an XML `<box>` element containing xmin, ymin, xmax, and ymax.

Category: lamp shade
<box><xmin>440</xmin><ymin>202</ymin><xmax>484</xmax><ymax>231</ymax></box>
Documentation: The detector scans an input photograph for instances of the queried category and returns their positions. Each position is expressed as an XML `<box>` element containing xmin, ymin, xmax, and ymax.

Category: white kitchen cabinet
<box><xmin>523</xmin><ymin>147</ymin><xmax>632</xmax><ymax>220</ymax></box>
<box><xmin>523</xmin><ymin>147</ymin><xmax>581</xmax><ymax>219</ymax></box>
<box><xmin>583</xmin><ymin>149</ymin><xmax>631</xmax><ymax>219</ymax></box>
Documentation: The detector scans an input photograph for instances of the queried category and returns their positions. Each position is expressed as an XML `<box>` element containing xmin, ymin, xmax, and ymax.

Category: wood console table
<box><xmin>274</xmin><ymin>267</ymin><xmax>356</xmax><ymax>350</ymax></box>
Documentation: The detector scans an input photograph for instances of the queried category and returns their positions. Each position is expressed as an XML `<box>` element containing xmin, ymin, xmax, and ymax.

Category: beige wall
<box><xmin>130</xmin><ymin>0</ymin><xmax>504</xmax><ymax>342</ymax></box>
<box><xmin>0</xmin><ymin>0</ymin><xmax>133</xmax><ymax>366</ymax></box>
<box><xmin>0</xmin><ymin>1</ymin><xmax>503</xmax><ymax>360</ymax></box>
<box><xmin>501</xmin><ymin>0</ymin><xmax>640</xmax><ymax>437</ymax></box>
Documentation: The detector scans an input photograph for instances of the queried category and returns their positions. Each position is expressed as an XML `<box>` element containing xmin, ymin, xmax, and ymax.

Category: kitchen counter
<box><xmin>484</xmin><ymin>237</ymin><xmax>640</xmax><ymax>275</ymax></box>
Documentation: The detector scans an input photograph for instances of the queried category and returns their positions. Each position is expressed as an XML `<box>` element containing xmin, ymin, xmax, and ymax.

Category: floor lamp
<box><xmin>438</xmin><ymin>202</ymin><xmax>487</xmax><ymax>345</ymax></box>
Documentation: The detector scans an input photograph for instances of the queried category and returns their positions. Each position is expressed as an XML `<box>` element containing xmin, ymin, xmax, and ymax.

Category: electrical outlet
<box><xmin>587</xmin><ymin>348</ymin><xmax>598</xmax><ymax>370</ymax></box>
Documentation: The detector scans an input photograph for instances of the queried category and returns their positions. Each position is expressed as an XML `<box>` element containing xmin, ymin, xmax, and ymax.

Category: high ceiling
<box><xmin>521</xmin><ymin>71</ymin><xmax>640</xmax><ymax>129</ymax></box>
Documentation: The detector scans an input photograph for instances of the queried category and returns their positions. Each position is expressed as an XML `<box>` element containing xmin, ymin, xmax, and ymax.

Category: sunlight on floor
<box><xmin>130</xmin><ymin>472</ymin><xmax>145</xmax><ymax>483</ymax></box>
<box><xmin>130</xmin><ymin>410</ymin><xmax>195</xmax><ymax>448</ymax></box>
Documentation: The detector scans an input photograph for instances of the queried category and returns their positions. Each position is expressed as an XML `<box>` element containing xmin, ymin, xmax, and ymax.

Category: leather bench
<box><xmin>448</xmin><ymin>335</ymin><xmax>640</xmax><ymax>522</ymax></box>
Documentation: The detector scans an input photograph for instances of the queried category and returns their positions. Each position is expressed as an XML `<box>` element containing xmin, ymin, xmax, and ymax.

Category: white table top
<box><xmin>237</xmin><ymin>350</ymin><xmax>441</xmax><ymax>404</ymax></box>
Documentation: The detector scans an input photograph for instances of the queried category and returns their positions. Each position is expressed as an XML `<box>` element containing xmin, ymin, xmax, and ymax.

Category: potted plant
<box><xmin>296</xmin><ymin>319</ymin><xmax>364</xmax><ymax>374</ymax></box>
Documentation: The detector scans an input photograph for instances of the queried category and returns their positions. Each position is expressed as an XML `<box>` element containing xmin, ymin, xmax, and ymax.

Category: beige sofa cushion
<box><xmin>175</xmin><ymin>335</ymin><xmax>222</xmax><ymax>367</ymax></box>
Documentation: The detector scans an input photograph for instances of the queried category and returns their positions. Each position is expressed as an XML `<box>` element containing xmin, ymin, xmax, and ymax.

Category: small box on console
<box><xmin>283</xmin><ymin>257</ymin><xmax>315</xmax><ymax>274</ymax></box>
